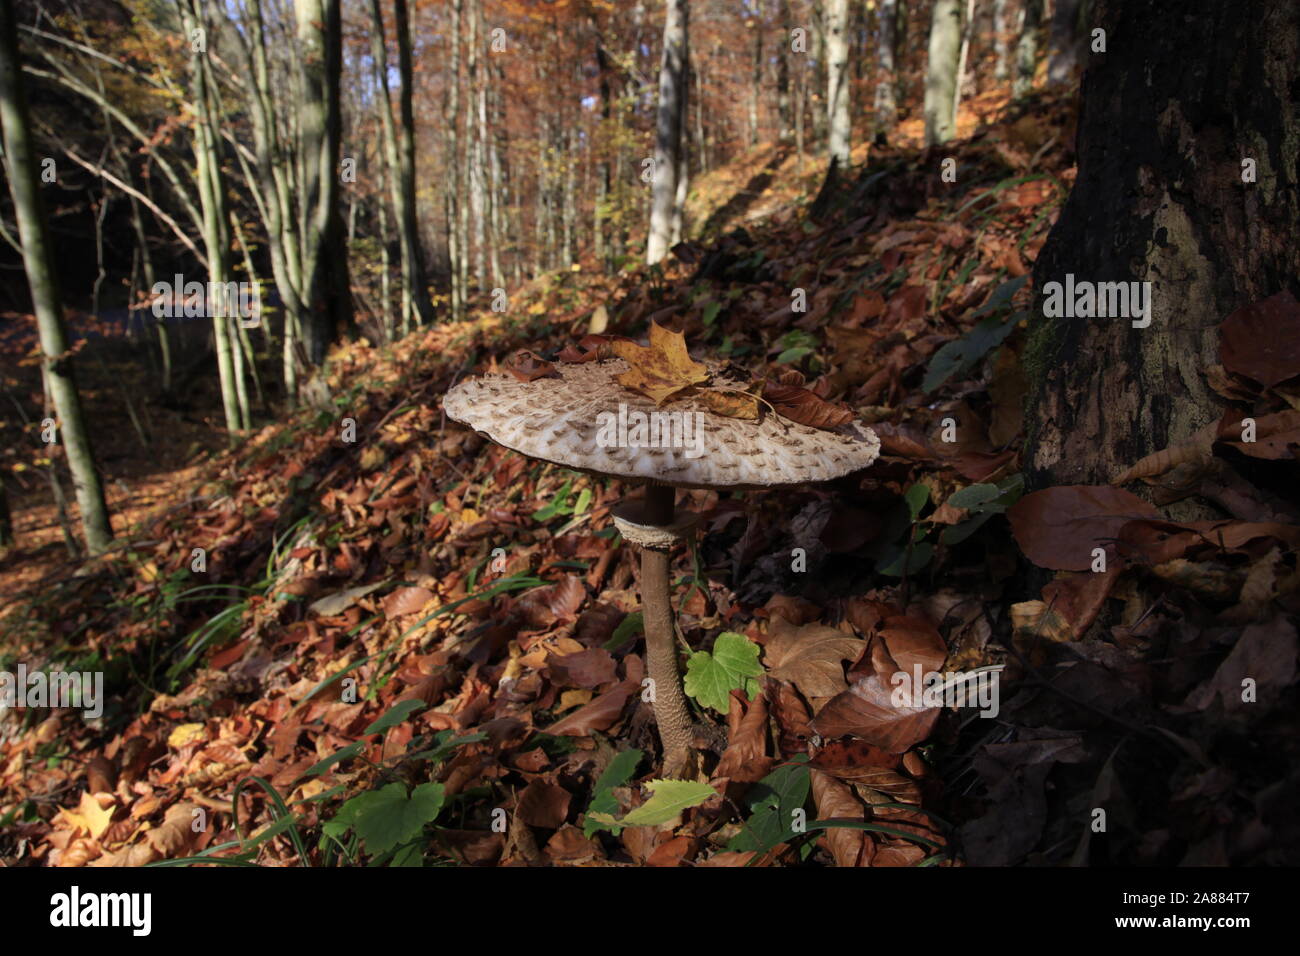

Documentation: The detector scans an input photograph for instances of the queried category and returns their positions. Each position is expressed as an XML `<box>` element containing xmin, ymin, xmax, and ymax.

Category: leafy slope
<box><xmin>4</xmin><ymin>89</ymin><xmax>1297</xmax><ymax>867</ymax></box>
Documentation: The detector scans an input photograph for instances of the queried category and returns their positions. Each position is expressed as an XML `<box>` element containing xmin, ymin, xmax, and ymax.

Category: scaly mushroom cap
<box><xmin>443</xmin><ymin>358</ymin><xmax>880</xmax><ymax>490</ymax></box>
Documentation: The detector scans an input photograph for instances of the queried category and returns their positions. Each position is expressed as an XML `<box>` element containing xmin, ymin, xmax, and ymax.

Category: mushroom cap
<box><xmin>443</xmin><ymin>358</ymin><xmax>880</xmax><ymax>490</ymax></box>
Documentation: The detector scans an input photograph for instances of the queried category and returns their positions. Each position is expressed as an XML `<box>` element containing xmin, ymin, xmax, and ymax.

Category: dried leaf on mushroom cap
<box><xmin>442</xmin><ymin>357</ymin><xmax>880</xmax><ymax>491</ymax></box>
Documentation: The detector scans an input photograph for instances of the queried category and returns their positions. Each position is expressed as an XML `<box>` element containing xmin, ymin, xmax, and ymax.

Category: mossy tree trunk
<box><xmin>1024</xmin><ymin>0</ymin><xmax>1300</xmax><ymax>501</ymax></box>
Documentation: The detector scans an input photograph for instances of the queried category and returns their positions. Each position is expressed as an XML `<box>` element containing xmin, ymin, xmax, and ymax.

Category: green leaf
<box><xmin>684</xmin><ymin>632</ymin><xmax>763</xmax><ymax>713</ymax></box>
<box><xmin>878</xmin><ymin>541</ymin><xmax>934</xmax><ymax>577</ymax></box>
<box><xmin>622</xmin><ymin>780</ymin><xmax>716</xmax><ymax>826</ymax></box>
<box><xmin>584</xmin><ymin>748</ymin><xmax>643</xmax><ymax>837</ymax></box>
<box><xmin>702</xmin><ymin>301</ymin><xmax>722</xmax><ymax>327</ymax></box>
<box><xmin>947</xmin><ymin>482</ymin><xmax>1001</xmax><ymax>511</ymax></box>
<box><xmin>728</xmin><ymin>759</ymin><xmax>811</xmax><ymax>853</ymax></box>
<box><xmin>939</xmin><ymin>511</ymin><xmax>995</xmax><ymax>546</ymax></box>
<box><xmin>922</xmin><ymin>309</ymin><xmax>1024</xmax><ymax>393</ymax></box>
<box><xmin>573</xmin><ymin>488</ymin><xmax>593</xmax><ymax>516</ymax></box>
<box><xmin>970</xmin><ymin>274</ymin><xmax>1030</xmax><ymax>319</ymax></box>
<box><xmin>904</xmin><ymin>483</ymin><xmax>931</xmax><ymax>520</ymax></box>
<box><xmin>363</xmin><ymin>699</ymin><xmax>425</xmax><ymax>736</ymax></box>
<box><xmin>776</xmin><ymin>346</ymin><xmax>813</xmax><ymax>365</ymax></box>
<box><xmin>604</xmin><ymin>611</ymin><xmax>643</xmax><ymax>652</ymax></box>
<box><xmin>334</xmin><ymin>782</ymin><xmax>446</xmax><ymax>856</ymax></box>
<box><xmin>300</xmin><ymin>740</ymin><xmax>366</xmax><ymax>780</ymax></box>
<box><xmin>532</xmin><ymin>479</ymin><xmax>574</xmax><ymax>521</ymax></box>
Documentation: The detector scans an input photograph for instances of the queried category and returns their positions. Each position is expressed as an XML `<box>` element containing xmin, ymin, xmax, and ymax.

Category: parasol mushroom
<box><xmin>443</xmin><ymin>352</ymin><xmax>880</xmax><ymax>778</ymax></box>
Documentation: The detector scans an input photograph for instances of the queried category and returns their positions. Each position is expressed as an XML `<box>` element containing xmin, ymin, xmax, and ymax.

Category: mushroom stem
<box><xmin>640</xmin><ymin>484</ymin><xmax>696</xmax><ymax>779</ymax></box>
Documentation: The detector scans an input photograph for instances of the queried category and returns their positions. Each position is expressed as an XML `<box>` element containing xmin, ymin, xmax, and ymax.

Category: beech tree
<box><xmin>824</xmin><ymin>0</ymin><xmax>850</xmax><ymax>167</ymax></box>
<box><xmin>646</xmin><ymin>0</ymin><xmax>689</xmax><ymax>266</ymax></box>
<box><xmin>872</xmin><ymin>0</ymin><xmax>899</xmax><ymax>142</ymax></box>
<box><xmin>368</xmin><ymin>0</ymin><xmax>433</xmax><ymax>336</ymax></box>
<box><xmin>923</xmin><ymin>0</ymin><xmax>962</xmax><ymax>146</ymax></box>
<box><xmin>1014</xmin><ymin>0</ymin><xmax>1044</xmax><ymax>98</ymax></box>
<box><xmin>1047</xmin><ymin>0</ymin><xmax>1088</xmax><ymax>86</ymax></box>
<box><xmin>0</xmin><ymin>0</ymin><xmax>112</xmax><ymax>554</ymax></box>
<box><xmin>1025</xmin><ymin>0</ymin><xmax>1300</xmax><ymax>494</ymax></box>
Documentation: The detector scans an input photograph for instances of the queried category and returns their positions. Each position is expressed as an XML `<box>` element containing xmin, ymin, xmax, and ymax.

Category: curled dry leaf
<box><xmin>557</xmin><ymin>333</ymin><xmax>627</xmax><ymax>364</ymax></box>
<box><xmin>762</xmin><ymin>384</ymin><xmax>854</xmax><ymax>430</ymax></box>
<box><xmin>809</xmin><ymin>769</ymin><xmax>866</xmax><ymax>867</ymax></box>
<box><xmin>505</xmin><ymin>349</ymin><xmax>559</xmax><ymax>382</ymax></box>
<box><xmin>811</xmin><ymin>635</ymin><xmax>942</xmax><ymax>752</ymax></box>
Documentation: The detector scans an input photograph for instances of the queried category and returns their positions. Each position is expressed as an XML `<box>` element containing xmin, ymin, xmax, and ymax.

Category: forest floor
<box><xmin>2</xmin><ymin>85</ymin><xmax>1297</xmax><ymax>867</ymax></box>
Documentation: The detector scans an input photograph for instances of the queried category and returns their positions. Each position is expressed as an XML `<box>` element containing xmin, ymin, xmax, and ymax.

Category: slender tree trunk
<box><xmin>368</xmin><ymin>0</ymin><xmax>414</xmax><ymax>335</ymax></box>
<box><xmin>296</xmin><ymin>0</ymin><xmax>348</xmax><ymax>365</ymax></box>
<box><xmin>1024</xmin><ymin>0</ymin><xmax>1300</xmax><ymax>503</ymax></box>
<box><xmin>775</xmin><ymin>0</ymin><xmax>792</xmax><ymax>141</ymax></box>
<box><xmin>924</xmin><ymin>0</ymin><xmax>963</xmax><ymax>146</ymax></box>
<box><xmin>952</xmin><ymin>0</ymin><xmax>977</xmax><ymax>126</ymax></box>
<box><xmin>748</xmin><ymin>19</ymin><xmax>761</xmax><ymax>147</ymax></box>
<box><xmin>993</xmin><ymin>0</ymin><xmax>1010</xmax><ymax>80</ymax></box>
<box><xmin>1047</xmin><ymin>0</ymin><xmax>1086</xmax><ymax>86</ymax></box>
<box><xmin>0</xmin><ymin>0</ymin><xmax>112</xmax><ymax>554</ymax></box>
<box><xmin>394</xmin><ymin>0</ymin><xmax>432</xmax><ymax>326</ymax></box>
<box><xmin>1014</xmin><ymin>0</ymin><xmax>1045</xmax><ymax>99</ymax></box>
<box><xmin>0</xmin><ymin>475</ymin><xmax>12</xmax><ymax>549</ymax></box>
<box><xmin>646</xmin><ymin>0</ymin><xmax>688</xmax><ymax>265</ymax></box>
<box><xmin>825</xmin><ymin>0</ymin><xmax>851</xmax><ymax>167</ymax></box>
<box><xmin>181</xmin><ymin>0</ymin><xmax>241</xmax><ymax>438</ymax></box>
<box><xmin>872</xmin><ymin>0</ymin><xmax>899</xmax><ymax>143</ymax></box>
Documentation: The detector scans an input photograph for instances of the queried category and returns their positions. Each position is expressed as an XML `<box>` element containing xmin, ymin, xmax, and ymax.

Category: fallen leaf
<box><xmin>763</xmin><ymin>617</ymin><xmax>866</xmax><ymax>701</ymax></box>
<box><xmin>762</xmin><ymin>384</ymin><xmax>854</xmax><ymax>429</ymax></box>
<box><xmin>1007</xmin><ymin>485</ymin><xmax>1160</xmax><ymax>571</ymax></box>
<box><xmin>1219</xmin><ymin>291</ymin><xmax>1300</xmax><ymax>387</ymax></box>
<box><xmin>610</xmin><ymin>322</ymin><xmax>709</xmax><ymax>404</ymax></box>
<box><xmin>504</xmin><ymin>349</ymin><xmax>559</xmax><ymax>382</ymax></box>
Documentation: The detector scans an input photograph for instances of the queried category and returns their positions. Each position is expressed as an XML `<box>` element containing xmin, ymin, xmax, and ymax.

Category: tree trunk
<box><xmin>181</xmin><ymin>0</ymin><xmax>242</xmax><ymax>439</ymax></box>
<box><xmin>775</xmin><ymin>0</ymin><xmax>792</xmax><ymax>141</ymax></box>
<box><xmin>393</xmin><ymin>0</ymin><xmax>432</xmax><ymax>327</ymax></box>
<box><xmin>296</xmin><ymin>0</ymin><xmax>348</xmax><ymax>366</ymax></box>
<box><xmin>824</xmin><ymin>0</ymin><xmax>851</xmax><ymax>167</ymax></box>
<box><xmin>1014</xmin><ymin>0</ymin><xmax>1044</xmax><ymax>99</ymax></box>
<box><xmin>645</xmin><ymin>0</ymin><xmax>688</xmax><ymax>266</ymax></box>
<box><xmin>0</xmin><ymin>0</ymin><xmax>113</xmax><ymax>554</ymax></box>
<box><xmin>1047</xmin><ymin>0</ymin><xmax>1086</xmax><ymax>86</ymax></box>
<box><xmin>872</xmin><ymin>0</ymin><xmax>899</xmax><ymax>142</ymax></box>
<box><xmin>0</xmin><ymin>475</ymin><xmax>12</xmax><ymax>549</ymax></box>
<box><xmin>992</xmin><ymin>0</ymin><xmax>1010</xmax><ymax>80</ymax></box>
<box><xmin>923</xmin><ymin>0</ymin><xmax>963</xmax><ymax>146</ymax></box>
<box><xmin>1024</xmin><ymin>0</ymin><xmax>1300</xmax><ymax>502</ymax></box>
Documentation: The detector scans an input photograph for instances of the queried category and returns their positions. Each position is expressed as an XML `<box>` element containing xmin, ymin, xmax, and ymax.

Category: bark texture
<box><xmin>1025</xmin><ymin>0</ymin><xmax>1300</xmax><ymax>499</ymax></box>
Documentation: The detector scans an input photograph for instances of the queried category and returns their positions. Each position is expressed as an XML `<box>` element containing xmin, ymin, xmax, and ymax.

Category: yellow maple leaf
<box><xmin>611</xmin><ymin>322</ymin><xmax>709</xmax><ymax>405</ymax></box>
<box><xmin>62</xmin><ymin>791</ymin><xmax>115</xmax><ymax>841</ymax></box>
<box><xmin>167</xmin><ymin>722</ymin><xmax>206</xmax><ymax>749</ymax></box>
